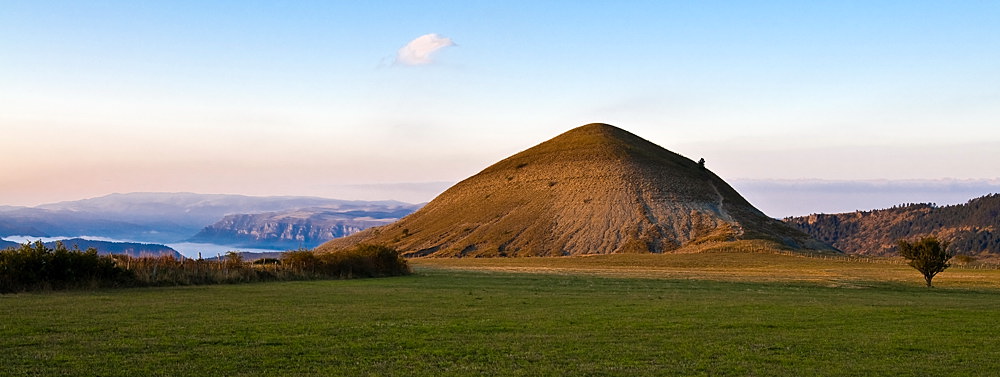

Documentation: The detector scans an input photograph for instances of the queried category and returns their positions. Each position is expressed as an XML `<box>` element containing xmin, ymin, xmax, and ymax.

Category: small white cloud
<box><xmin>396</xmin><ymin>33</ymin><xmax>455</xmax><ymax>66</ymax></box>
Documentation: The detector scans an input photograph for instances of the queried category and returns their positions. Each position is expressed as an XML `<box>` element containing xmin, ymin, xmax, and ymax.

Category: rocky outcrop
<box><xmin>318</xmin><ymin>123</ymin><xmax>833</xmax><ymax>257</ymax></box>
<box><xmin>3</xmin><ymin>193</ymin><xmax>419</xmax><ymax>243</ymax></box>
<box><xmin>189</xmin><ymin>206</ymin><xmax>417</xmax><ymax>249</ymax></box>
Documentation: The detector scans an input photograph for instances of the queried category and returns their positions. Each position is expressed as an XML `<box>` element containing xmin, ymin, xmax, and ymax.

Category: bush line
<box><xmin>1</xmin><ymin>242</ymin><xmax>409</xmax><ymax>293</ymax></box>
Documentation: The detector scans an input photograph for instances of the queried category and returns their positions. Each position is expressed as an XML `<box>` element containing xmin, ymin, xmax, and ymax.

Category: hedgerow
<box><xmin>1</xmin><ymin>242</ymin><xmax>409</xmax><ymax>293</ymax></box>
<box><xmin>0</xmin><ymin>241</ymin><xmax>133</xmax><ymax>293</ymax></box>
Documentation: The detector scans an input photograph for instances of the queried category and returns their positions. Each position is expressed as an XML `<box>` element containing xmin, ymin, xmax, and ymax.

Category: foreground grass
<box><xmin>3</xmin><ymin>259</ymin><xmax>1000</xmax><ymax>376</ymax></box>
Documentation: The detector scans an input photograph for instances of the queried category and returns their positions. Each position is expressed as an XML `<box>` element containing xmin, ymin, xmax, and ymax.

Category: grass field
<box><xmin>412</xmin><ymin>251</ymin><xmax>1000</xmax><ymax>288</ymax></box>
<box><xmin>3</xmin><ymin>253</ymin><xmax>1000</xmax><ymax>376</ymax></box>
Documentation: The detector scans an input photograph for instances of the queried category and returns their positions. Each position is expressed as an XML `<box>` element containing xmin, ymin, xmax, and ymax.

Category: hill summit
<box><xmin>318</xmin><ymin>123</ymin><xmax>831</xmax><ymax>257</ymax></box>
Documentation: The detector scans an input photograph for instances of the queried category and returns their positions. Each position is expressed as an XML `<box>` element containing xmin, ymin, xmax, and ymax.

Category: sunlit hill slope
<box><xmin>319</xmin><ymin>123</ymin><xmax>833</xmax><ymax>257</ymax></box>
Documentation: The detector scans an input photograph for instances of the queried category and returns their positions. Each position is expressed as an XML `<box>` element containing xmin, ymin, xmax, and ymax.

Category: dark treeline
<box><xmin>1</xmin><ymin>242</ymin><xmax>409</xmax><ymax>293</ymax></box>
<box><xmin>0</xmin><ymin>241</ymin><xmax>132</xmax><ymax>292</ymax></box>
<box><xmin>785</xmin><ymin>194</ymin><xmax>1000</xmax><ymax>256</ymax></box>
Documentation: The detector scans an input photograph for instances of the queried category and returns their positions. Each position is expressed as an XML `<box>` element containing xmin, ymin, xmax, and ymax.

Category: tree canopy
<box><xmin>897</xmin><ymin>237</ymin><xmax>953</xmax><ymax>287</ymax></box>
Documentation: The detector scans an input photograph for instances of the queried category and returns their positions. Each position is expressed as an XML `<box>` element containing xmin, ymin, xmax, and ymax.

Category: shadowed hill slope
<box><xmin>318</xmin><ymin>123</ymin><xmax>832</xmax><ymax>257</ymax></box>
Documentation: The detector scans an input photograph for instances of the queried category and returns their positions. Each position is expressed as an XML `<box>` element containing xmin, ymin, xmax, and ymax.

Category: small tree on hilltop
<box><xmin>897</xmin><ymin>236</ymin><xmax>953</xmax><ymax>287</ymax></box>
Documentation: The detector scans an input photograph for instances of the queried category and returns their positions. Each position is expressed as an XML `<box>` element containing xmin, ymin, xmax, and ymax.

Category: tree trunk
<box><xmin>925</xmin><ymin>274</ymin><xmax>933</xmax><ymax>287</ymax></box>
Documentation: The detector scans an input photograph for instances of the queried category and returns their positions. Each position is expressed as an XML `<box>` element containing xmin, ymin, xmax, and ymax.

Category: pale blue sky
<box><xmin>2</xmin><ymin>1</ymin><xmax>999</xmax><ymax>213</ymax></box>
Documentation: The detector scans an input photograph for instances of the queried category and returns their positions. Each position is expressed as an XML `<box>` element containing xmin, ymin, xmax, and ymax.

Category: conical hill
<box><xmin>318</xmin><ymin>123</ymin><xmax>833</xmax><ymax>257</ymax></box>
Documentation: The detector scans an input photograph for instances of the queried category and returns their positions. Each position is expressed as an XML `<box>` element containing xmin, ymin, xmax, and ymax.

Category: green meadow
<box><xmin>3</xmin><ymin>253</ymin><xmax>1000</xmax><ymax>376</ymax></box>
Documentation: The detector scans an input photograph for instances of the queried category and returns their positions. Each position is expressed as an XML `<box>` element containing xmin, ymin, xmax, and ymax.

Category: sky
<box><xmin>2</xmin><ymin>1</ymin><xmax>999</xmax><ymax>216</ymax></box>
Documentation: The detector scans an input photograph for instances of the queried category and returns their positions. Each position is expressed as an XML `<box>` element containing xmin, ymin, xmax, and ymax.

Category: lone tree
<box><xmin>897</xmin><ymin>236</ymin><xmax>953</xmax><ymax>287</ymax></box>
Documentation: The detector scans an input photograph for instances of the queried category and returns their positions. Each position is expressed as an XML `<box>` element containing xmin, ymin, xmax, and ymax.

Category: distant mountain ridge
<box><xmin>0</xmin><ymin>193</ymin><xmax>418</xmax><ymax>244</ymax></box>
<box><xmin>189</xmin><ymin>205</ymin><xmax>419</xmax><ymax>249</ymax></box>
<box><xmin>0</xmin><ymin>207</ymin><xmax>152</xmax><ymax>240</ymax></box>
<box><xmin>731</xmin><ymin>178</ymin><xmax>1000</xmax><ymax>218</ymax></box>
<box><xmin>0</xmin><ymin>239</ymin><xmax>18</xmax><ymax>249</ymax></box>
<box><xmin>784</xmin><ymin>194</ymin><xmax>1000</xmax><ymax>257</ymax></box>
<box><xmin>53</xmin><ymin>238</ymin><xmax>183</xmax><ymax>258</ymax></box>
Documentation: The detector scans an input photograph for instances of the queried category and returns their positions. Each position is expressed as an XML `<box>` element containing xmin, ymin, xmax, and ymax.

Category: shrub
<box><xmin>252</xmin><ymin>258</ymin><xmax>281</xmax><ymax>265</ymax></box>
<box><xmin>280</xmin><ymin>249</ymin><xmax>322</xmax><ymax>275</ymax></box>
<box><xmin>113</xmin><ymin>255</ymin><xmax>277</xmax><ymax>286</ymax></box>
<box><xmin>317</xmin><ymin>244</ymin><xmax>410</xmax><ymax>278</ymax></box>
<box><xmin>952</xmin><ymin>254</ymin><xmax>976</xmax><ymax>265</ymax></box>
<box><xmin>224</xmin><ymin>251</ymin><xmax>244</xmax><ymax>268</ymax></box>
<box><xmin>279</xmin><ymin>244</ymin><xmax>410</xmax><ymax>279</ymax></box>
<box><xmin>0</xmin><ymin>241</ymin><xmax>134</xmax><ymax>293</ymax></box>
<box><xmin>2</xmin><ymin>243</ymin><xmax>409</xmax><ymax>293</ymax></box>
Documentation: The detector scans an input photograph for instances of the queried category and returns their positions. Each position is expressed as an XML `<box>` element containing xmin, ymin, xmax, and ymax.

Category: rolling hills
<box><xmin>0</xmin><ymin>193</ymin><xmax>419</xmax><ymax>250</ymax></box>
<box><xmin>785</xmin><ymin>193</ymin><xmax>1000</xmax><ymax>257</ymax></box>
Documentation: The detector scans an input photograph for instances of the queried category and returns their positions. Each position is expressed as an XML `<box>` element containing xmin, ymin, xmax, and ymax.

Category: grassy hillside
<box><xmin>321</xmin><ymin>124</ymin><xmax>829</xmax><ymax>257</ymax></box>
<box><xmin>4</xmin><ymin>254</ymin><xmax>1000</xmax><ymax>376</ymax></box>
